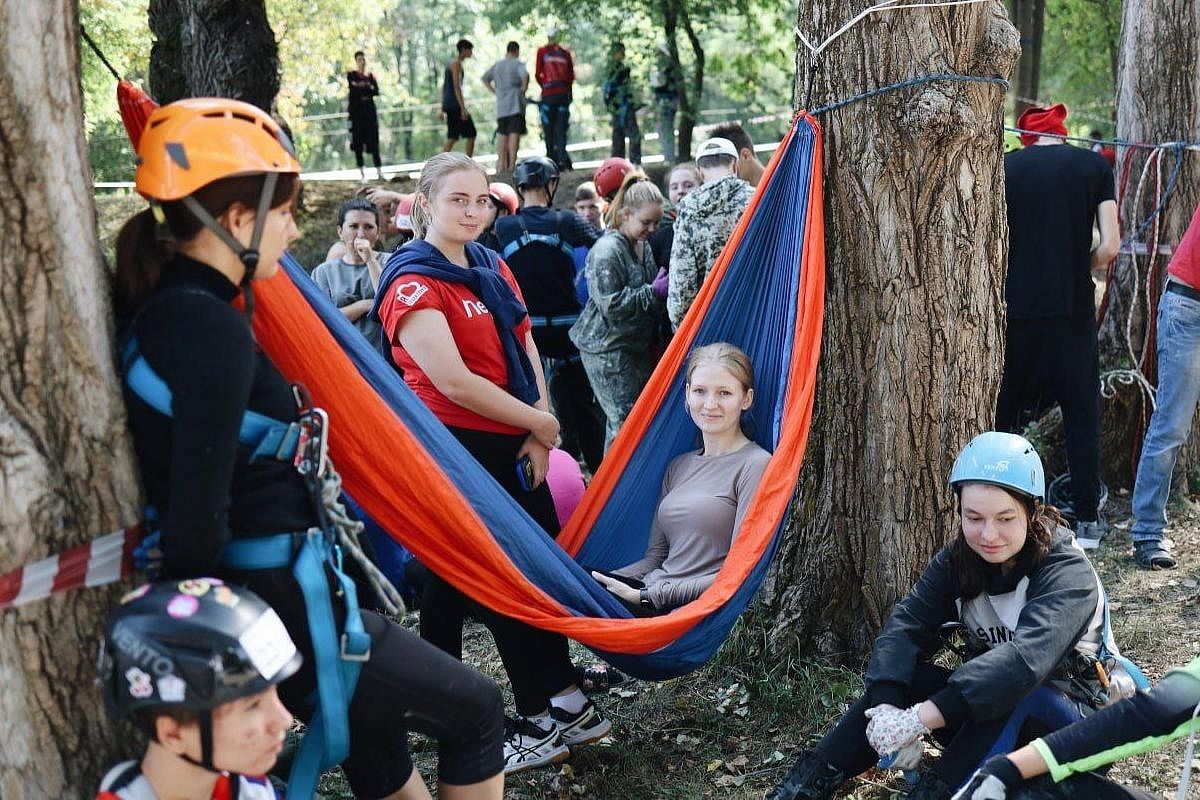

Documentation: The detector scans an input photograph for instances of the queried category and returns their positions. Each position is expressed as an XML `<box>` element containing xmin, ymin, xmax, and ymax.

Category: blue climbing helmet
<box><xmin>948</xmin><ymin>431</ymin><xmax>1045</xmax><ymax>502</ymax></box>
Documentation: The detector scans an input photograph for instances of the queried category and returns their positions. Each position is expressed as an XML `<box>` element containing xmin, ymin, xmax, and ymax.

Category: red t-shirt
<box><xmin>378</xmin><ymin>260</ymin><xmax>533</xmax><ymax>434</ymax></box>
<box><xmin>1169</xmin><ymin>202</ymin><xmax>1200</xmax><ymax>290</ymax></box>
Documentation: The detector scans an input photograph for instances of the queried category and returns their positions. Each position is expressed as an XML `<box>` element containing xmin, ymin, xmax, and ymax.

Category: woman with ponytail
<box><xmin>569</xmin><ymin>171</ymin><xmax>666</xmax><ymax>448</ymax></box>
<box><xmin>116</xmin><ymin>99</ymin><xmax>504</xmax><ymax>800</ymax></box>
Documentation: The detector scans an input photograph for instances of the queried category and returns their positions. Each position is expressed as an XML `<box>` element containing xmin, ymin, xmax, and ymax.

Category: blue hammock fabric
<box><xmin>275</xmin><ymin>115</ymin><xmax>821</xmax><ymax>678</ymax></box>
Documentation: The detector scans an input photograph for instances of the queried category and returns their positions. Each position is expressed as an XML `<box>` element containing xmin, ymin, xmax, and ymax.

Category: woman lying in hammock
<box><xmin>769</xmin><ymin>432</ymin><xmax>1136</xmax><ymax>800</ymax></box>
<box><xmin>590</xmin><ymin>343</ymin><xmax>770</xmax><ymax>615</ymax></box>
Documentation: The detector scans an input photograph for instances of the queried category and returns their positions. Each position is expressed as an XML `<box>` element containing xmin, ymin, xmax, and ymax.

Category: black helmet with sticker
<box><xmin>98</xmin><ymin>578</ymin><xmax>302</xmax><ymax>720</ymax></box>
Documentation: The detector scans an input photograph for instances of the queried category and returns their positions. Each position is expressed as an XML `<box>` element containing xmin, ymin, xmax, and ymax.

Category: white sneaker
<box><xmin>502</xmin><ymin>715</ymin><xmax>569</xmax><ymax>774</ymax></box>
<box><xmin>1075</xmin><ymin>519</ymin><xmax>1108</xmax><ymax>550</ymax></box>
<box><xmin>550</xmin><ymin>699</ymin><xmax>612</xmax><ymax>746</ymax></box>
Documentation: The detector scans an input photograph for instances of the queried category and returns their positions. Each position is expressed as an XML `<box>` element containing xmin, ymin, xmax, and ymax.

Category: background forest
<box><xmin>82</xmin><ymin>0</ymin><xmax>1117</xmax><ymax>182</ymax></box>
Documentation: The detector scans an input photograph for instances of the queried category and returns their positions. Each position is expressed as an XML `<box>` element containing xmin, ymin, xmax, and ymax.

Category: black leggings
<box><xmin>341</xmin><ymin>611</ymin><xmax>505</xmax><ymax>794</ymax></box>
<box><xmin>995</xmin><ymin>316</ymin><xmax>1101</xmax><ymax>521</ymax></box>
<box><xmin>549</xmin><ymin>358</ymin><xmax>606</xmax><ymax>474</ymax></box>
<box><xmin>1013</xmin><ymin>774</ymin><xmax>1155</xmax><ymax>800</ymax></box>
<box><xmin>243</xmin><ymin>566</ymin><xmax>504</xmax><ymax>795</ymax></box>
<box><xmin>818</xmin><ymin>664</ymin><xmax>1060</xmax><ymax>790</ymax></box>
<box><xmin>420</xmin><ymin>426</ymin><xmax>577</xmax><ymax>717</ymax></box>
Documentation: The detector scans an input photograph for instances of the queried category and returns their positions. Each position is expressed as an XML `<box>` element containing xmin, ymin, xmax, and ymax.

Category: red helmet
<box><xmin>488</xmin><ymin>182</ymin><xmax>520</xmax><ymax>215</ymax></box>
<box><xmin>593</xmin><ymin>157</ymin><xmax>635</xmax><ymax>200</ymax></box>
<box><xmin>393</xmin><ymin>193</ymin><xmax>415</xmax><ymax>232</ymax></box>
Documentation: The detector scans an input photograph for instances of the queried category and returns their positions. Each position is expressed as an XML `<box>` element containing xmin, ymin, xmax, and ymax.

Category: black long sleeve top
<box><xmin>121</xmin><ymin>255</ymin><xmax>317</xmax><ymax>577</ymax></box>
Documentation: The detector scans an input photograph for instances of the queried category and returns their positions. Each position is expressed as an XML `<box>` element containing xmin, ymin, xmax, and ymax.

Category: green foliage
<box><xmin>1038</xmin><ymin>0</ymin><xmax>1120</xmax><ymax>135</ymax></box>
<box><xmin>82</xmin><ymin>0</ymin><xmax>792</xmax><ymax>181</ymax></box>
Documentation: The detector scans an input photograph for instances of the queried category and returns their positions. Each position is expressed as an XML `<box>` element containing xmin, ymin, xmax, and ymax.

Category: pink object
<box><xmin>546</xmin><ymin>448</ymin><xmax>586</xmax><ymax>527</ymax></box>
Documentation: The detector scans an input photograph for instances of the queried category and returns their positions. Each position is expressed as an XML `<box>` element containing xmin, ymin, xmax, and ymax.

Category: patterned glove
<box><xmin>651</xmin><ymin>268</ymin><xmax>669</xmax><ymax>299</ymax></box>
<box><xmin>951</xmin><ymin>755</ymin><xmax>1024</xmax><ymax>800</ymax></box>
<box><xmin>863</xmin><ymin>703</ymin><xmax>929</xmax><ymax>757</ymax></box>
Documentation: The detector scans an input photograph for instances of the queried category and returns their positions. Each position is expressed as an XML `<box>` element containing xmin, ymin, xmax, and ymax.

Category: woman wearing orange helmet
<box><xmin>114</xmin><ymin>98</ymin><xmax>505</xmax><ymax>800</ymax></box>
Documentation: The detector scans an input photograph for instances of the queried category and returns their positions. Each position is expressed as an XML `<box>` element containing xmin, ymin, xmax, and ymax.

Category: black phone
<box><xmin>516</xmin><ymin>454</ymin><xmax>535</xmax><ymax>491</ymax></box>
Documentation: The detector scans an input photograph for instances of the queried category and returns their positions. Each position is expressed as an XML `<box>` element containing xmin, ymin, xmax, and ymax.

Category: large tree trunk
<box><xmin>766</xmin><ymin>1</ymin><xmax>1019</xmax><ymax>658</ymax></box>
<box><xmin>148</xmin><ymin>0</ymin><xmax>280</xmax><ymax>111</ymax></box>
<box><xmin>1009</xmin><ymin>0</ymin><xmax>1044</xmax><ymax>116</ymax></box>
<box><xmin>678</xmin><ymin>1</ymin><xmax>704</xmax><ymax>161</ymax></box>
<box><xmin>0</xmin><ymin>2</ymin><xmax>143</xmax><ymax>797</ymax></box>
<box><xmin>1094</xmin><ymin>0</ymin><xmax>1200</xmax><ymax>490</ymax></box>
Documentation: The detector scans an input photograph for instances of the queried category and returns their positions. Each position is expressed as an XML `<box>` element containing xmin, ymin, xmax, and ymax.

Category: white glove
<box><xmin>951</xmin><ymin>756</ymin><xmax>1025</xmax><ymax>800</ymax></box>
<box><xmin>879</xmin><ymin>738</ymin><xmax>924</xmax><ymax>771</ymax></box>
<box><xmin>864</xmin><ymin>703</ymin><xmax>929</xmax><ymax>757</ymax></box>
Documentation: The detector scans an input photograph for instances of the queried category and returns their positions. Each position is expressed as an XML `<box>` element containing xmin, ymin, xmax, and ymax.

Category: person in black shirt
<box><xmin>495</xmin><ymin>156</ymin><xmax>606</xmax><ymax>472</ymax></box>
<box><xmin>999</xmin><ymin>103</ymin><xmax>1119</xmax><ymax>549</ymax></box>
<box><xmin>114</xmin><ymin>98</ymin><xmax>504</xmax><ymax>800</ymax></box>
<box><xmin>347</xmin><ymin>50</ymin><xmax>383</xmax><ymax>182</ymax></box>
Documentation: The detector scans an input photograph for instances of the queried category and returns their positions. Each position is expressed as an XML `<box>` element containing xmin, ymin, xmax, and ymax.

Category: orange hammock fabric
<box><xmin>246</xmin><ymin>114</ymin><xmax>824</xmax><ymax>673</ymax></box>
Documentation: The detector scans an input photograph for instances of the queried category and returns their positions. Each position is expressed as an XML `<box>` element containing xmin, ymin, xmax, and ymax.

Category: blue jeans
<box><xmin>1131</xmin><ymin>287</ymin><xmax>1200</xmax><ymax>544</ymax></box>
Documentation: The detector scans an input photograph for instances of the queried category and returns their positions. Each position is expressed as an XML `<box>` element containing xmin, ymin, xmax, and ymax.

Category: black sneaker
<box><xmin>768</xmin><ymin>749</ymin><xmax>844</xmax><ymax>800</ymax></box>
<box><xmin>550</xmin><ymin>699</ymin><xmax>612</xmax><ymax>746</ymax></box>
<box><xmin>502</xmin><ymin>715</ymin><xmax>569</xmax><ymax>775</ymax></box>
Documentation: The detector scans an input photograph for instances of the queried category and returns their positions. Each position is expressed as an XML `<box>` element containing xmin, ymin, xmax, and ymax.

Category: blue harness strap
<box><xmin>528</xmin><ymin>313</ymin><xmax>580</xmax><ymax>329</ymax></box>
<box><xmin>122</xmin><ymin>338</ymin><xmax>302</xmax><ymax>463</ymax></box>
<box><xmin>222</xmin><ymin>530</ymin><xmax>370</xmax><ymax>800</ymax></box>
<box><xmin>501</xmin><ymin>231</ymin><xmax>576</xmax><ymax>261</ymax></box>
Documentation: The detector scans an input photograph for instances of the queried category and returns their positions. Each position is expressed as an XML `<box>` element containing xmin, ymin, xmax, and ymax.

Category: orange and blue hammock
<box><xmin>249</xmin><ymin>114</ymin><xmax>825</xmax><ymax>679</ymax></box>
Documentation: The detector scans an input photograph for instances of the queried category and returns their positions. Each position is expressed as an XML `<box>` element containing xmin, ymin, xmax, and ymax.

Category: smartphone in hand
<box><xmin>516</xmin><ymin>454</ymin><xmax>535</xmax><ymax>491</ymax></box>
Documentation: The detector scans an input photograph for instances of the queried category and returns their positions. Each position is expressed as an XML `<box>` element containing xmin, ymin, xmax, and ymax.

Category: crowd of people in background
<box><xmin>345</xmin><ymin>27</ymin><xmax>702</xmax><ymax>178</ymax></box>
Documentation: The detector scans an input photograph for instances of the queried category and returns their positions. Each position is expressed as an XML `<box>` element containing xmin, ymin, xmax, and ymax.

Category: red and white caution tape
<box><xmin>0</xmin><ymin>526</ymin><xmax>142</xmax><ymax>611</ymax></box>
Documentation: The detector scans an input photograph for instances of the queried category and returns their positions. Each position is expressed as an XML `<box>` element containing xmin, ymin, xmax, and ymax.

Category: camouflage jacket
<box><xmin>666</xmin><ymin>174</ymin><xmax>753</xmax><ymax>328</ymax></box>
<box><xmin>569</xmin><ymin>229</ymin><xmax>663</xmax><ymax>354</ymax></box>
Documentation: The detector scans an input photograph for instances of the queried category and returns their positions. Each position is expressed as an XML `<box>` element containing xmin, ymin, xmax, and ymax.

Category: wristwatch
<box><xmin>638</xmin><ymin>588</ymin><xmax>654</xmax><ymax>610</ymax></box>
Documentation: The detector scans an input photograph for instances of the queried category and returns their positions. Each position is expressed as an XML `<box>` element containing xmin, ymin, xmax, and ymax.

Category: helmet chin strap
<box><xmin>180</xmin><ymin>172</ymin><xmax>280</xmax><ymax>320</ymax></box>
<box><xmin>174</xmin><ymin>711</ymin><xmax>221</xmax><ymax>773</ymax></box>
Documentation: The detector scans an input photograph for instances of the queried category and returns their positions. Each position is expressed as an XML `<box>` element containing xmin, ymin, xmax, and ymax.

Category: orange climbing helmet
<box><xmin>135</xmin><ymin>97</ymin><xmax>301</xmax><ymax>201</ymax></box>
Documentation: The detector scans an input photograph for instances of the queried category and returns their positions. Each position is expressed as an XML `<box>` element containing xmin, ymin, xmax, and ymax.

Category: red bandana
<box><xmin>1017</xmin><ymin>104</ymin><xmax>1068</xmax><ymax>146</ymax></box>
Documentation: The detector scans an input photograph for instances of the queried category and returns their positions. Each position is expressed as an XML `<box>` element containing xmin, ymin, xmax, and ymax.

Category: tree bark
<box><xmin>678</xmin><ymin>0</ymin><xmax>704</xmax><ymax>161</ymax></box>
<box><xmin>767</xmin><ymin>1</ymin><xmax>1019</xmax><ymax>658</ymax></box>
<box><xmin>1095</xmin><ymin>0</ymin><xmax>1200</xmax><ymax>489</ymax></box>
<box><xmin>659</xmin><ymin>0</ymin><xmax>689</xmax><ymax>160</ymax></box>
<box><xmin>1009</xmin><ymin>0</ymin><xmax>1044</xmax><ymax>116</ymax></box>
<box><xmin>0</xmin><ymin>2</ymin><xmax>143</xmax><ymax>797</ymax></box>
<box><xmin>148</xmin><ymin>0</ymin><xmax>280</xmax><ymax>111</ymax></box>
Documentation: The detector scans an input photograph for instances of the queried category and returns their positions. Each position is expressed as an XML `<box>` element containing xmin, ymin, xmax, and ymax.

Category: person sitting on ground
<box><xmin>667</xmin><ymin>137</ymin><xmax>753</xmax><ymax>329</ymax></box>
<box><xmin>954</xmin><ymin>650</ymin><xmax>1200</xmax><ymax>800</ymax></box>
<box><xmin>481</xmin><ymin>41</ymin><xmax>529</xmax><ymax>175</ymax></box>
<box><xmin>496</xmin><ymin>156</ymin><xmax>605</xmax><ymax>473</ymax></box>
<box><xmin>371</xmin><ymin>152</ymin><xmax>611</xmax><ymax>775</ymax></box>
<box><xmin>570</xmin><ymin>171</ymin><xmax>665</xmax><ymax>448</ymax></box>
<box><xmin>441</xmin><ymin>39</ymin><xmax>477</xmax><ymax>156</ymax></box>
<box><xmin>769</xmin><ymin>432</ymin><xmax>1137</xmax><ymax>800</ymax></box>
<box><xmin>312</xmin><ymin>197</ymin><xmax>385</xmax><ymax>342</ymax></box>
<box><xmin>477</xmin><ymin>181</ymin><xmax>519</xmax><ymax>252</ymax></box>
<box><xmin>96</xmin><ymin>581</ymin><xmax>299</xmax><ymax>800</ymax></box>
<box><xmin>709</xmin><ymin>121</ymin><xmax>764</xmax><ymax>187</ymax></box>
<box><xmin>591</xmin><ymin>343</ymin><xmax>770</xmax><ymax>614</ymax></box>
